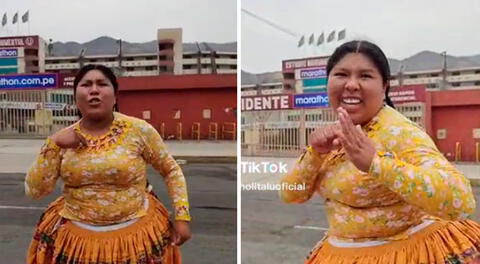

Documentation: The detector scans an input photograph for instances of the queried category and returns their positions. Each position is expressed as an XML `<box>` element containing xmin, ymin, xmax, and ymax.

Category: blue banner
<box><xmin>299</xmin><ymin>67</ymin><xmax>326</xmax><ymax>79</ymax></box>
<box><xmin>0</xmin><ymin>48</ymin><xmax>18</xmax><ymax>57</ymax></box>
<box><xmin>0</xmin><ymin>68</ymin><xmax>17</xmax><ymax>74</ymax></box>
<box><xmin>293</xmin><ymin>92</ymin><xmax>329</xmax><ymax>108</ymax></box>
<box><xmin>0</xmin><ymin>73</ymin><xmax>58</xmax><ymax>89</ymax></box>
<box><xmin>303</xmin><ymin>78</ymin><xmax>327</xmax><ymax>87</ymax></box>
<box><xmin>0</xmin><ymin>58</ymin><xmax>18</xmax><ymax>66</ymax></box>
<box><xmin>303</xmin><ymin>87</ymin><xmax>326</xmax><ymax>93</ymax></box>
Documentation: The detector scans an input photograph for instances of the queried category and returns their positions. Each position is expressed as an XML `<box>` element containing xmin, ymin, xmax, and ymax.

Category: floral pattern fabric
<box><xmin>25</xmin><ymin>112</ymin><xmax>191</xmax><ymax>225</ymax></box>
<box><xmin>280</xmin><ymin>105</ymin><xmax>475</xmax><ymax>240</ymax></box>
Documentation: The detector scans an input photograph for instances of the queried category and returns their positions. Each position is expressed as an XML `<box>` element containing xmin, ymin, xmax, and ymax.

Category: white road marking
<box><xmin>293</xmin><ymin>225</ymin><xmax>329</xmax><ymax>231</ymax></box>
<box><xmin>0</xmin><ymin>205</ymin><xmax>45</xmax><ymax>210</ymax></box>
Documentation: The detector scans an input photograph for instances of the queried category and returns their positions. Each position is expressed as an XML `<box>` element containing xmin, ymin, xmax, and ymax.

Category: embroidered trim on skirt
<box><xmin>305</xmin><ymin>219</ymin><xmax>480</xmax><ymax>264</ymax></box>
<box><xmin>27</xmin><ymin>193</ymin><xmax>181</xmax><ymax>264</ymax></box>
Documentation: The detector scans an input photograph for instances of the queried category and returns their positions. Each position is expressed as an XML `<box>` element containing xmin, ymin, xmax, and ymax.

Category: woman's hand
<box><xmin>309</xmin><ymin>123</ymin><xmax>341</xmax><ymax>154</ymax></box>
<box><xmin>335</xmin><ymin>107</ymin><xmax>376</xmax><ymax>172</ymax></box>
<box><xmin>171</xmin><ymin>220</ymin><xmax>192</xmax><ymax>246</ymax></box>
<box><xmin>50</xmin><ymin>123</ymin><xmax>87</xmax><ymax>149</ymax></box>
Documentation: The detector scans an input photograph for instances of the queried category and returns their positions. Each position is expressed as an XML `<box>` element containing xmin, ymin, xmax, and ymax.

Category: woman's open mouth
<box><xmin>341</xmin><ymin>97</ymin><xmax>362</xmax><ymax>105</ymax></box>
<box><xmin>88</xmin><ymin>98</ymin><xmax>101</xmax><ymax>106</ymax></box>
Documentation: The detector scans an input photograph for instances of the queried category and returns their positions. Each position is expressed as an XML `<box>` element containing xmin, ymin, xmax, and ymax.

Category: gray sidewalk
<box><xmin>0</xmin><ymin>139</ymin><xmax>237</xmax><ymax>173</ymax></box>
<box><xmin>242</xmin><ymin>156</ymin><xmax>480</xmax><ymax>186</ymax></box>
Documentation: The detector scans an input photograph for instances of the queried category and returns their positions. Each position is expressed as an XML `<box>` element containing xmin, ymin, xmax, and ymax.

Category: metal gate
<box><xmin>0</xmin><ymin>89</ymin><xmax>78</xmax><ymax>138</ymax></box>
<box><xmin>241</xmin><ymin>108</ymin><xmax>337</xmax><ymax>157</ymax></box>
<box><xmin>241</xmin><ymin>104</ymin><xmax>425</xmax><ymax>157</ymax></box>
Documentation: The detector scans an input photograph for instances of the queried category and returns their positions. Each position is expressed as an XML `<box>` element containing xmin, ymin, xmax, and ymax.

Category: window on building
<box><xmin>430</xmin><ymin>73</ymin><xmax>439</xmax><ymax>77</ymax></box>
<box><xmin>451</xmin><ymin>82</ymin><xmax>460</xmax><ymax>87</ymax></box>
<box><xmin>142</xmin><ymin>110</ymin><xmax>151</xmax><ymax>120</ymax></box>
<box><xmin>158</xmin><ymin>43</ymin><xmax>174</xmax><ymax>50</ymax></box>
<box><xmin>426</xmin><ymin>83</ymin><xmax>436</xmax><ymax>89</ymax></box>
<box><xmin>183</xmin><ymin>65</ymin><xmax>193</xmax><ymax>69</ymax></box>
<box><xmin>284</xmin><ymin>72</ymin><xmax>294</xmax><ymax>79</ymax></box>
<box><xmin>475</xmin><ymin>81</ymin><xmax>480</xmax><ymax>86</ymax></box>
<box><xmin>306</xmin><ymin>114</ymin><xmax>322</xmax><ymax>121</ymax></box>
<box><xmin>287</xmin><ymin>114</ymin><xmax>300</xmax><ymax>121</ymax></box>
<box><xmin>451</xmin><ymin>71</ymin><xmax>460</xmax><ymax>76</ymax></box>
<box><xmin>475</xmin><ymin>70</ymin><xmax>480</xmax><ymax>74</ymax></box>
<box><xmin>146</xmin><ymin>66</ymin><xmax>155</xmax><ymax>71</ymax></box>
<box><xmin>202</xmin><ymin>109</ymin><xmax>212</xmax><ymax>119</ymax></box>
<box><xmin>229</xmin><ymin>65</ymin><xmax>237</xmax><ymax>69</ymax></box>
<box><xmin>172</xmin><ymin>109</ymin><xmax>181</xmax><ymax>119</ymax></box>
<box><xmin>409</xmin><ymin>74</ymin><xmax>418</xmax><ymax>79</ymax></box>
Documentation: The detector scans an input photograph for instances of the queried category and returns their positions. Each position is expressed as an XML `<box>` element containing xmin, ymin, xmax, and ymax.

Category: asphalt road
<box><xmin>0</xmin><ymin>163</ymin><xmax>237</xmax><ymax>264</ymax></box>
<box><xmin>241</xmin><ymin>187</ymin><xmax>480</xmax><ymax>264</ymax></box>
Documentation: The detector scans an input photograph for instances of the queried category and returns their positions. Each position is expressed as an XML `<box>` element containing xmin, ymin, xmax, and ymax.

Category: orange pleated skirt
<box><xmin>27</xmin><ymin>193</ymin><xmax>181</xmax><ymax>264</ymax></box>
<box><xmin>305</xmin><ymin>220</ymin><xmax>480</xmax><ymax>264</ymax></box>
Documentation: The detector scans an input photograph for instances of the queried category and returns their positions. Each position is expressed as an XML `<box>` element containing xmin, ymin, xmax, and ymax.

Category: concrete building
<box><xmin>241</xmin><ymin>55</ymin><xmax>480</xmax><ymax>96</ymax></box>
<box><xmin>241</xmin><ymin>54</ymin><xmax>480</xmax><ymax>161</ymax></box>
<box><xmin>45</xmin><ymin>28</ymin><xmax>237</xmax><ymax>76</ymax></box>
<box><xmin>0</xmin><ymin>30</ymin><xmax>237</xmax><ymax>140</ymax></box>
<box><xmin>391</xmin><ymin>66</ymin><xmax>480</xmax><ymax>91</ymax></box>
<box><xmin>0</xmin><ymin>35</ymin><xmax>46</xmax><ymax>74</ymax></box>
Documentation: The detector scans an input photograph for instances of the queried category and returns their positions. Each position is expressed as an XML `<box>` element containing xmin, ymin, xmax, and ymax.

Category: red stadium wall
<box><xmin>116</xmin><ymin>74</ymin><xmax>237</xmax><ymax>140</ymax></box>
<box><xmin>429</xmin><ymin>90</ymin><xmax>480</xmax><ymax>162</ymax></box>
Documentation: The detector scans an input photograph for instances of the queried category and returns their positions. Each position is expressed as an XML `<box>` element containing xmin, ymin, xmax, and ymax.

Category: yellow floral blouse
<box><xmin>25</xmin><ymin>112</ymin><xmax>191</xmax><ymax>225</ymax></box>
<box><xmin>280</xmin><ymin>105</ymin><xmax>475</xmax><ymax>240</ymax></box>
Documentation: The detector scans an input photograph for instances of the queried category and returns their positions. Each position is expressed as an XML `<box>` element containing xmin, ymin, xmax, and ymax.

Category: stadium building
<box><xmin>0</xmin><ymin>28</ymin><xmax>237</xmax><ymax>140</ymax></box>
<box><xmin>241</xmin><ymin>55</ymin><xmax>480</xmax><ymax>161</ymax></box>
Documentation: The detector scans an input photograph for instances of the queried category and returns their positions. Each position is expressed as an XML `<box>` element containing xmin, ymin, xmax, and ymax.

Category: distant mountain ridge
<box><xmin>49</xmin><ymin>36</ymin><xmax>237</xmax><ymax>56</ymax></box>
<box><xmin>243</xmin><ymin>51</ymin><xmax>480</xmax><ymax>85</ymax></box>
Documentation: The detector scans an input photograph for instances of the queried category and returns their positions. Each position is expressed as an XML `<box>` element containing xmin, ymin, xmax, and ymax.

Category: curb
<box><xmin>173</xmin><ymin>156</ymin><xmax>237</xmax><ymax>164</ymax></box>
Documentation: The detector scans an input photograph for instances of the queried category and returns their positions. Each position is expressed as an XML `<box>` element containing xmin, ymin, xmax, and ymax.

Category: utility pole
<box><xmin>117</xmin><ymin>39</ymin><xmax>123</xmax><ymax>76</ymax></box>
<box><xmin>398</xmin><ymin>63</ymin><xmax>405</xmax><ymax>87</ymax></box>
<box><xmin>203</xmin><ymin>42</ymin><xmax>217</xmax><ymax>74</ymax></box>
<box><xmin>441</xmin><ymin>51</ymin><xmax>448</xmax><ymax>90</ymax></box>
<box><xmin>47</xmin><ymin>38</ymin><xmax>53</xmax><ymax>56</ymax></box>
<box><xmin>195</xmin><ymin>42</ymin><xmax>202</xmax><ymax>74</ymax></box>
<box><xmin>78</xmin><ymin>48</ymin><xmax>85</xmax><ymax>69</ymax></box>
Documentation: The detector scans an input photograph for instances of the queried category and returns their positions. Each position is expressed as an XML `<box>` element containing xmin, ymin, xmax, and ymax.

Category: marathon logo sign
<box><xmin>241</xmin><ymin>94</ymin><xmax>292</xmax><ymax>111</ymax></box>
<box><xmin>0</xmin><ymin>49</ymin><xmax>18</xmax><ymax>57</ymax></box>
<box><xmin>0</xmin><ymin>73</ymin><xmax>58</xmax><ymax>90</ymax></box>
<box><xmin>299</xmin><ymin>66</ymin><xmax>327</xmax><ymax>79</ymax></box>
<box><xmin>0</xmin><ymin>36</ymin><xmax>38</xmax><ymax>48</ymax></box>
<box><xmin>293</xmin><ymin>92</ymin><xmax>329</xmax><ymax>108</ymax></box>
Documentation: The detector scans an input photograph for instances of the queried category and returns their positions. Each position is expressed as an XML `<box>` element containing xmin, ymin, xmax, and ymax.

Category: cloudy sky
<box><xmin>0</xmin><ymin>0</ymin><xmax>236</xmax><ymax>43</ymax></box>
<box><xmin>242</xmin><ymin>0</ymin><xmax>480</xmax><ymax>73</ymax></box>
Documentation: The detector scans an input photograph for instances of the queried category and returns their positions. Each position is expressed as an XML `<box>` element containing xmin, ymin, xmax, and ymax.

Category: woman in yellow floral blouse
<box><xmin>280</xmin><ymin>40</ymin><xmax>480</xmax><ymax>263</ymax></box>
<box><xmin>25</xmin><ymin>64</ymin><xmax>191</xmax><ymax>263</ymax></box>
